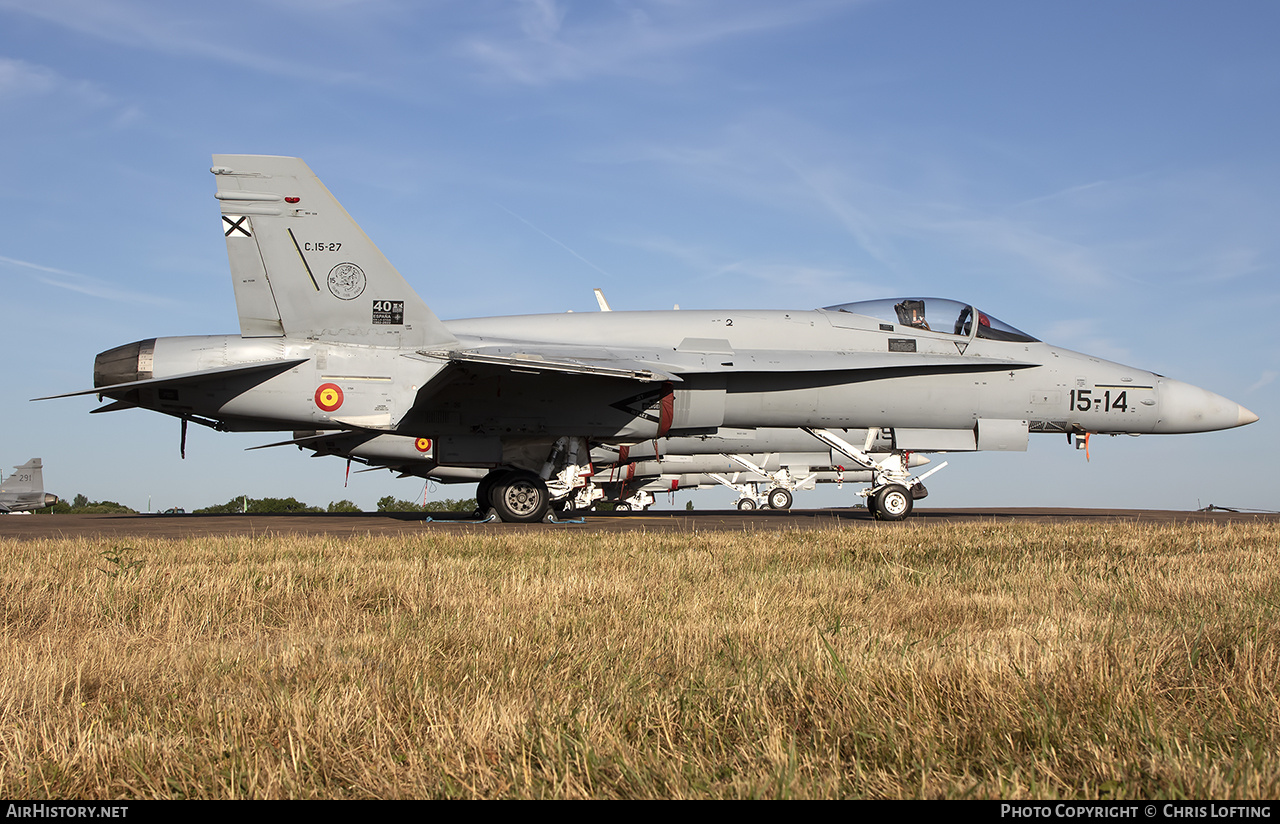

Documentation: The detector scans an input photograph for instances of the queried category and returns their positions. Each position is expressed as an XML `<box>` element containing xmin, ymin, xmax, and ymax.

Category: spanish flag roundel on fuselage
<box><xmin>314</xmin><ymin>383</ymin><xmax>343</xmax><ymax>412</ymax></box>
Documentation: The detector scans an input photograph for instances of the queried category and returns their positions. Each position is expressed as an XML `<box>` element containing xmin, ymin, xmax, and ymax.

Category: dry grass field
<box><xmin>1</xmin><ymin>519</ymin><xmax>1278</xmax><ymax>799</ymax></box>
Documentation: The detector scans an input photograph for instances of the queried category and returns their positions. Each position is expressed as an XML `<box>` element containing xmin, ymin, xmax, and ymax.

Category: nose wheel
<box><xmin>766</xmin><ymin>487</ymin><xmax>793</xmax><ymax>510</ymax></box>
<box><xmin>870</xmin><ymin>484</ymin><xmax>912</xmax><ymax>521</ymax></box>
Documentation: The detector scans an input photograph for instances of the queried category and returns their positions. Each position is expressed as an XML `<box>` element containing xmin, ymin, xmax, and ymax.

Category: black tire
<box><xmin>475</xmin><ymin>471</ymin><xmax>504</xmax><ymax>515</ymax></box>
<box><xmin>873</xmin><ymin>484</ymin><xmax>913</xmax><ymax>521</ymax></box>
<box><xmin>767</xmin><ymin>488</ymin><xmax>793</xmax><ymax>510</ymax></box>
<box><xmin>614</xmin><ymin>502</ymin><xmax>632</xmax><ymax>512</ymax></box>
<box><xmin>490</xmin><ymin>470</ymin><xmax>550</xmax><ymax>523</ymax></box>
<box><xmin>736</xmin><ymin>498</ymin><xmax>758</xmax><ymax>511</ymax></box>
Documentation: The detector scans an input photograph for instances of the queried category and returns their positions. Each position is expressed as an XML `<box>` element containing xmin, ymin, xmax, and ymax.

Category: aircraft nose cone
<box><xmin>1156</xmin><ymin>378</ymin><xmax>1259</xmax><ymax>433</ymax></box>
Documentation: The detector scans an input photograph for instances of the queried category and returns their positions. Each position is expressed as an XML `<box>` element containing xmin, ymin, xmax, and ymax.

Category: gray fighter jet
<box><xmin>43</xmin><ymin>155</ymin><xmax>1258</xmax><ymax>522</ymax></box>
<box><xmin>0</xmin><ymin>459</ymin><xmax>57</xmax><ymax>513</ymax></box>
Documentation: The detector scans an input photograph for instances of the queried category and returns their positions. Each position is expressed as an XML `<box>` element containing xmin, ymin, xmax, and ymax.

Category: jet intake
<box><xmin>94</xmin><ymin>339</ymin><xmax>155</xmax><ymax>387</ymax></box>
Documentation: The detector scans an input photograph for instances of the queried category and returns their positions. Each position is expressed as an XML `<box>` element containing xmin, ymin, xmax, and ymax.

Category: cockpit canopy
<box><xmin>822</xmin><ymin>297</ymin><xmax>1039</xmax><ymax>343</ymax></box>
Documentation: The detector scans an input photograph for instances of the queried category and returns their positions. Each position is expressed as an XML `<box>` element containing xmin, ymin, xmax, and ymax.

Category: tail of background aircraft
<box><xmin>0</xmin><ymin>459</ymin><xmax>43</xmax><ymax>496</ymax></box>
<box><xmin>0</xmin><ymin>458</ymin><xmax>56</xmax><ymax>512</ymax></box>
<box><xmin>211</xmin><ymin>154</ymin><xmax>458</xmax><ymax>349</ymax></box>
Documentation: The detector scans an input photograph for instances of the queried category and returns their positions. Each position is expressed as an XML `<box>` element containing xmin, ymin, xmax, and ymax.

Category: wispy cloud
<box><xmin>463</xmin><ymin>0</ymin><xmax>862</xmax><ymax>85</ymax></box>
<box><xmin>0</xmin><ymin>57</ymin><xmax>60</xmax><ymax>98</ymax></box>
<box><xmin>0</xmin><ymin>0</ymin><xmax>369</xmax><ymax>85</ymax></box>
<box><xmin>615</xmin><ymin>234</ymin><xmax>885</xmax><ymax>299</ymax></box>
<box><xmin>778</xmin><ymin>155</ymin><xmax>903</xmax><ymax>273</ymax></box>
<box><xmin>0</xmin><ymin>255</ymin><xmax>177</xmax><ymax>306</ymax></box>
<box><xmin>498</xmin><ymin>203</ymin><xmax>617</xmax><ymax>280</ymax></box>
<box><xmin>1248</xmin><ymin>370</ymin><xmax>1277</xmax><ymax>393</ymax></box>
<box><xmin>0</xmin><ymin>57</ymin><xmax>113</xmax><ymax>106</ymax></box>
<box><xmin>1039</xmin><ymin>318</ymin><xmax>1132</xmax><ymax>364</ymax></box>
<box><xmin>1011</xmin><ymin>179</ymin><xmax>1114</xmax><ymax>210</ymax></box>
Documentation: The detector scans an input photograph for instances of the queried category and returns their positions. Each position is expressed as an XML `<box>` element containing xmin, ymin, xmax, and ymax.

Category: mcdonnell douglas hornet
<box><xmin>41</xmin><ymin>156</ymin><xmax>1258</xmax><ymax>521</ymax></box>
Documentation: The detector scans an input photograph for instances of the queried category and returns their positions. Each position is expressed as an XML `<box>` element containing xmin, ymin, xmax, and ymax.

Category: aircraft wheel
<box><xmin>767</xmin><ymin>488</ymin><xmax>793</xmax><ymax>511</ymax></box>
<box><xmin>490</xmin><ymin>470</ymin><xmax>550</xmax><ymax>523</ymax></box>
<box><xmin>736</xmin><ymin>498</ymin><xmax>758</xmax><ymax>511</ymax></box>
<box><xmin>873</xmin><ymin>484</ymin><xmax>913</xmax><ymax>521</ymax></box>
<box><xmin>475</xmin><ymin>472</ymin><xmax>503</xmax><ymax>515</ymax></box>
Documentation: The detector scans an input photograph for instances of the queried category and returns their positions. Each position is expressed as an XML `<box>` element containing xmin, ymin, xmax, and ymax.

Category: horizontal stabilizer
<box><xmin>90</xmin><ymin>400</ymin><xmax>139</xmax><ymax>414</ymax></box>
<box><xmin>246</xmin><ymin>431</ymin><xmax>355</xmax><ymax>450</ymax></box>
<box><xmin>34</xmin><ymin>358</ymin><xmax>310</xmax><ymax>401</ymax></box>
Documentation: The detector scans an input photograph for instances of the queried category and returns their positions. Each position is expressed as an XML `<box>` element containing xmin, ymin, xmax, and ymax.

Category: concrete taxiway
<box><xmin>0</xmin><ymin>508</ymin><xmax>1275</xmax><ymax>540</ymax></box>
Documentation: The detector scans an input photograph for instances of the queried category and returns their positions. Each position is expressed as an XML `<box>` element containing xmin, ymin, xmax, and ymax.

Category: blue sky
<box><xmin>1</xmin><ymin>0</ymin><xmax>1275</xmax><ymax>512</ymax></box>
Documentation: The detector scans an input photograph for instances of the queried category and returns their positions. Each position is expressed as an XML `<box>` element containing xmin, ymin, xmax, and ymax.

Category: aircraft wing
<box><xmin>412</xmin><ymin>348</ymin><xmax>678</xmax><ymax>382</ymax></box>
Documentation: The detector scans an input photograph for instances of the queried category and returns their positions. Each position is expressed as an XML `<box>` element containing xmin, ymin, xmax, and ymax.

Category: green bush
<box><xmin>195</xmin><ymin>496</ymin><xmax>322</xmax><ymax>514</ymax></box>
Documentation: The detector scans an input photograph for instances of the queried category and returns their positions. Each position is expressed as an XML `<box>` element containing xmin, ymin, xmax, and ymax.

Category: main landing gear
<box><xmin>475</xmin><ymin>436</ymin><xmax>595</xmax><ymax>523</ymax></box>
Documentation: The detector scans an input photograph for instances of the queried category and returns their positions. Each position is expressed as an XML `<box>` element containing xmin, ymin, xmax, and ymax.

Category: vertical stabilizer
<box><xmin>211</xmin><ymin>155</ymin><xmax>458</xmax><ymax>348</ymax></box>
<box><xmin>0</xmin><ymin>459</ymin><xmax>43</xmax><ymax>495</ymax></box>
<box><xmin>0</xmin><ymin>458</ymin><xmax>51</xmax><ymax>511</ymax></box>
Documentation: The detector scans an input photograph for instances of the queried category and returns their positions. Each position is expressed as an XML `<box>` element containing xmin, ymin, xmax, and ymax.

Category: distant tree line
<box><xmin>375</xmin><ymin>496</ymin><xmax>476</xmax><ymax>513</ymax></box>
<box><xmin>30</xmin><ymin>493</ymin><xmax>480</xmax><ymax>515</ymax></box>
<box><xmin>195</xmin><ymin>495</ymin><xmax>479</xmax><ymax>513</ymax></box>
<box><xmin>195</xmin><ymin>496</ymin><xmax>323</xmax><ymax>514</ymax></box>
<box><xmin>41</xmin><ymin>494</ymin><xmax>138</xmax><ymax>515</ymax></box>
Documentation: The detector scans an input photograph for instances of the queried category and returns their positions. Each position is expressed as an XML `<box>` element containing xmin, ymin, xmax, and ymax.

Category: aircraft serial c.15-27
<box><xmin>39</xmin><ymin>155</ymin><xmax>1258</xmax><ymax>522</ymax></box>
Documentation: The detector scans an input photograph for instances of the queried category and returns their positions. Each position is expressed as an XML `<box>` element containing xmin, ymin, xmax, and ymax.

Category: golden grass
<box><xmin>1</xmin><ymin>520</ymin><xmax>1277</xmax><ymax>798</ymax></box>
